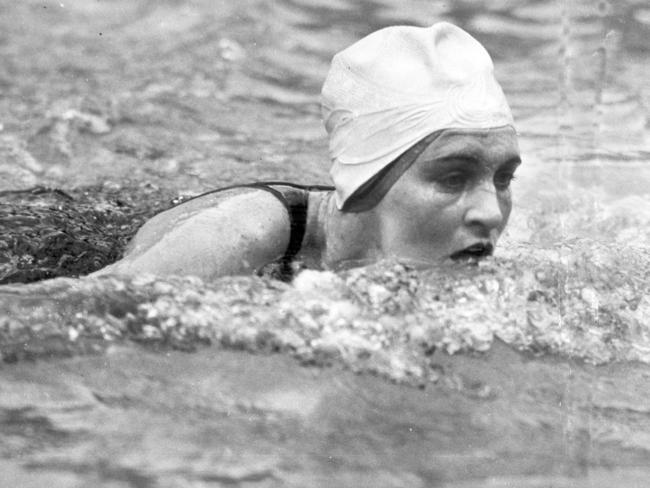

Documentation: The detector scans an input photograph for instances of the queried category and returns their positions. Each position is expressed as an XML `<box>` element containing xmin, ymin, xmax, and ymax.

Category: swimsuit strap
<box><xmin>260</xmin><ymin>182</ymin><xmax>333</xmax><ymax>280</ymax></box>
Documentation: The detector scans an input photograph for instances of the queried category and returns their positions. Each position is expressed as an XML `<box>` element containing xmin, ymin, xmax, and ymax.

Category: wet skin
<box><xmin>356</xmin><ymin>126</ymin><xmax>521</xmax><ymax>265</ymax></box>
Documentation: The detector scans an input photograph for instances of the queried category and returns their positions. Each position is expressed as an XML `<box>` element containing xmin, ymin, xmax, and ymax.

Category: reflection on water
<box><xmin>1</xmin><ymin>0</ymin><xmax>649</xmax><ymax>486</ymax></box>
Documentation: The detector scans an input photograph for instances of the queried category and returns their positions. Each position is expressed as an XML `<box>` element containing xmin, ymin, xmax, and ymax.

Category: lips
<box><xmin>450</xmin><ymin>242</ymin><xmax>494</xmax><ymax>261</ymax></box>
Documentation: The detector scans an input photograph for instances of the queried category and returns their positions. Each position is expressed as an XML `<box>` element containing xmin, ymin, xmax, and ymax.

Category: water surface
<box><xmin>1</xmin><ymin>0</ymin><xmax>649</xmax><ymax>486</ymax></box>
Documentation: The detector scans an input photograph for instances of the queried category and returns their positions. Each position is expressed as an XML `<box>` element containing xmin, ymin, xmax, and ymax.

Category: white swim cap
<box><xmin>321</xmin><ymin>22</ymin><xmax>515</xmax><ymax>210</ymax></box>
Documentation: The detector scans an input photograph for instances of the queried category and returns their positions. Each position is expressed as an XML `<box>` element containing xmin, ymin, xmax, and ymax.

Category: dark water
<box><xmin>1</xmin><ymin>0</ymin><xmax>650</xmax><ymax>486</ymax></box>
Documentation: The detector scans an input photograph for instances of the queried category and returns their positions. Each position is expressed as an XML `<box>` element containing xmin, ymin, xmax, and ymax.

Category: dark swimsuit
<box><xmin>173</xmin><ymin>182</ymin><xmax>334</xmax><ymax>281</ymax></box>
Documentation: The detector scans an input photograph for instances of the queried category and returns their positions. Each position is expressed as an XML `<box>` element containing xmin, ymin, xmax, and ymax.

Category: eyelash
<box><xmin>435</xmin><ymin>172</ymin><xmax>516</xmax><ymax>191</ymax></box>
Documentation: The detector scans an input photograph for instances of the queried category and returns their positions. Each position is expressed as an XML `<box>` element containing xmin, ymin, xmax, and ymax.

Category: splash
<box><xmin>2</xmin><ymin>243</ymin><xmax>648</xmax><ymax>385</ymax></box>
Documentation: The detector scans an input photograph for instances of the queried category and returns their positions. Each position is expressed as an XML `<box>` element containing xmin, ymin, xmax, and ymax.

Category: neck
<box><xmin>302</xmin><ymin>191</ymin><xmax>381</xmax><ymax>270</ymax></box>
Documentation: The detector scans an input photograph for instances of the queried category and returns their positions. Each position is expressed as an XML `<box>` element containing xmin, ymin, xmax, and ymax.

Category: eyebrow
<box><xmin>428</xmin><ymin>152</ymin><xmax>522</xmax><ymax>168</ymax></box>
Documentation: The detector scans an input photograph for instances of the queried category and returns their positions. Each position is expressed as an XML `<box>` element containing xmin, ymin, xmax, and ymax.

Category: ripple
<box><xmin>633</xmin><ymin>8</ymin><xmax>650</xmax><ymax>24</ymax></box>
<box><xmin>469</xmin><ymin>14</ymin><xmax>561</xmax><ymax>40</ymax></box>
<box><xmin>512</xmin><ymin>3</ymin><xmax>562</xmax><ymax>21</ymax></box>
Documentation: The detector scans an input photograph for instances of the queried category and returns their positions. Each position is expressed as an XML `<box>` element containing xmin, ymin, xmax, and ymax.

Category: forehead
<box><xmin>415</xmin><ymin>126</ymin><xmax>520</xmax><ymax>165</ymax></box>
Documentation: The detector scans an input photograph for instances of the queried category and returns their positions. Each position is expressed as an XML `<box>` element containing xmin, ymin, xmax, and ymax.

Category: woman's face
<box><xmin>373</xmin><ymin>126</ymin><xmax>521</xmax><ymax>264</ymax></box>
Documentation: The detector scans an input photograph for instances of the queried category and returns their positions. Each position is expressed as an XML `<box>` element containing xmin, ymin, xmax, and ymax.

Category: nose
<box><xmin>462</xmin><ymin>182</ymin><xmax>505</xmax><ymax>235</ymax></box>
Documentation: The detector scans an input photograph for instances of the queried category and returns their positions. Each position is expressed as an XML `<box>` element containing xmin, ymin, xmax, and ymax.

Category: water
<box><xmin>1</xmin><ymin>0</ymin><xmax>650</xmax><ymax>486</ymax></box>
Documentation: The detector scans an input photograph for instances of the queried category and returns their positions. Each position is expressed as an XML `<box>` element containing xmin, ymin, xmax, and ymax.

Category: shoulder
<box><xmin>213</xmin><ymin>189</ymin><xmax>291</xmax><ymax>247</ymax></box>
<box><xmin>111</xmin><ymin>188</ymin><xmax>292</xmax><ymax>279</ymax></box>
<box><xmin>135</xmin><ymin>188</ymin><xmax>290</xmax><ymax>247</ymax></box>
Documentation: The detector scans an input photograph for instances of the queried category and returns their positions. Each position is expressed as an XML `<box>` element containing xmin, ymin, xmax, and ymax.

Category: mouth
<box><xmin>449</xmin><ymin>242</ymin><xmax>494</xmax><ymax>262</ymax></box>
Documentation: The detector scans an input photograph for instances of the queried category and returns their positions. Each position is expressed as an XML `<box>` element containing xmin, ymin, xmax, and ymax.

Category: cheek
<box><xmin>381</xmin><ymin>184</ymin><xmax>461</xmax><ymax>239</ymax></box>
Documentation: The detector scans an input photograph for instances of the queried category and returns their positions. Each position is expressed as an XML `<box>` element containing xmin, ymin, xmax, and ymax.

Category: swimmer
<box><xmin>96</xmin><ymin>22</ymin><xmax>521</xmax><ymax>281</ymax></box>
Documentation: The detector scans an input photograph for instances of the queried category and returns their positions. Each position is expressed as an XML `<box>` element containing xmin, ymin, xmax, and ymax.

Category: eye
<box><xmin>436</xmin><ymin>172</ymin><xmax>470</xmax><ymax>191</ymax></box>
<box><xmin>494</xmin><ymin>171</ymin><xmax>516</xmax><ymax>190</ymax></box>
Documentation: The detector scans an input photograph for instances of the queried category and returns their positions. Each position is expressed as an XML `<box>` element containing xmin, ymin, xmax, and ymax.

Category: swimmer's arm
<box><xmin>93</xmin><ymin>191</ymin><xmax>290</xmax><ymax>280</ymax></box>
